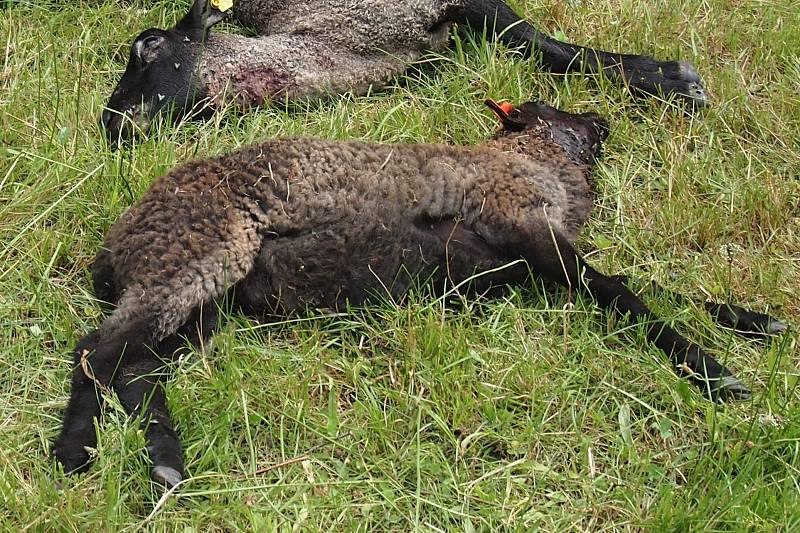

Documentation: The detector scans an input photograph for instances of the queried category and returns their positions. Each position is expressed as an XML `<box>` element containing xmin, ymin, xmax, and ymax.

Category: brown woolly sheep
<box><xmin>55</xmin><ymin>100</ymin><xmax>783</xmax><ymax>488</ymax></box>
<box><xmin>102</xmin><ymin>0</ymin><xmax>710</xmax><ymax>141</ymax></box>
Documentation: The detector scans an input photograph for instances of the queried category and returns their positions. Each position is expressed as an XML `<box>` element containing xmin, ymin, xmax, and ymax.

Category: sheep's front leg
<box><xmin>448</xmin><ymin>0</ymin><xmax>708</xmax><ymax>106</ymax></box>
<box><xmin>610</xmin><ymin>275</ymin><xmax>788</xmax><ymax>336</ymax></box>
<box><xmin>481</xmin><ymin>221</ymin><xmax>749</xmax><ymax>401</ymax></box>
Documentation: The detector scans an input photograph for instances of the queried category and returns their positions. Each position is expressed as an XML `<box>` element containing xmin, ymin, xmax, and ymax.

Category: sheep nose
<box><xmin>101</xmin><ymin>109</ymin><xmax>112</xmax><ymax>131</ymax></box>
<box><xmin>100</xmin><ymin>110</ymin><xmax>130</xmax><ymax>147</ymax></box>
<box><xmin>590</xmin><ymin>117</ymin><xmax>609</xmax><ymax>140</ymax></box>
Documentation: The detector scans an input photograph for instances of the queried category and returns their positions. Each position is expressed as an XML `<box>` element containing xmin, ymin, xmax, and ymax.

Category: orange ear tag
<box><xmin>498</xmin><ymin>102</ymin><xmax>514</xmax><ymax>116</ymax></box>
<box><xmin>484</xmin><ymin>99</ymin><xmax>515</xmax><ymax>123</ymax></box>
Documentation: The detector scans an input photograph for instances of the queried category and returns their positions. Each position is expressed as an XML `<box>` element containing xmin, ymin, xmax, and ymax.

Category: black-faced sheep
<box><xmin>55</xmin><ymin>100</ymin><xmax>783</xmax><ymax>488</ymax></box>
<box><xmin>101</xmin><ymin>0</ymin><xmax>709</xmax><ymax>141</ymax></box>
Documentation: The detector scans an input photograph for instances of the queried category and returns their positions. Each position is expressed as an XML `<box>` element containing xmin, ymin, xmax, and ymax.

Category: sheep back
<box><xmin>98</xmin><ymin>135</ymin><xmax>591</xmax><ymax>339</ymax></box>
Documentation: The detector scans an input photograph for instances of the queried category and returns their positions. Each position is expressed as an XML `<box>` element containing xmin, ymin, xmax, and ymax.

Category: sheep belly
<box><xmin>233</xmin><ymin>216</ymin><xmax>529</xmax><ymax>316</ymax></box>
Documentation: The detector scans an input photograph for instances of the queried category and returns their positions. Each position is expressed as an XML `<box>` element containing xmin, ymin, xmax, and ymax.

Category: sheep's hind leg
<box><xmin>113</xmin><ymin>303</ymin><xmax>219</xmax><ymax>488</ymax></box>
<box><xmin>156</xmin><ymin>301</ymin><xmax>220</xmax><ymax>359</ymax></box>
<box><xmin>53</xmin><ymin>299</ymin><xmax>222</xmax><ymax>479</ymax></box>
<box><xmin>54</xmin><ymin>210</ymin><xmax>260</xmax><ymax>480</ymax></box>
<box><xmin>448</xmin><ymin>0</ymin><xmax>708</xmax><ymax>106</ymax></box>
<box><xmin>485</xmin><ymin>224</ymin><xmax>749</xmax><ymax>401</ymax></box>
<box><xmin>113</xmin><ymin>357</ymin><xmax>183</xmax><ymax>488</ymax></box>
<box><xmin>609</xmin><ymin>275</ymin><xmax>787</xmax><ymax>336</ymax></box>
<box><xmin>52</xmin><ymin>325</ymin><xmax>150</xmax><ymax>475</ymax></box>
<box><xmin>51</xmin><ymin>330</ymin><xmax>105</xmax><ymax>475</ymax></box>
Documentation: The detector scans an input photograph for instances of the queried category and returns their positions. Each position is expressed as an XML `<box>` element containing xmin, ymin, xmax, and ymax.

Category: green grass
<box><xmin>1</xmin><ymin>0</ymin><xmax>799</xmax><ymax>530</ymax></box>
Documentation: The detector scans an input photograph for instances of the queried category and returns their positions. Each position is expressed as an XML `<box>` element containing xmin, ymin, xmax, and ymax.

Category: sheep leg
<box><xmin>53</xmin><ymin>200</ymin><xmax>260</xmax><ymax>477</ymax></box>
<box><xmin>51</xmin><ymin>330</ymin><xmax>105</xmax><ymax>475</ymax></box>
<box><xmin>53</xmin><ymin>302</ymin><xmax>220</xmax><ymax>481</ymax></box>
<box><xmin>447</xmin><ymin>0</ymin><xmax>708</xmax><ymax>106</ymax></box>
<box><xmin>609</xmin><ymin>275</ymin><xmax>788</xmax><ymax>336</ymax></box>
<box><xmin>110</xmin><ymin>303</ymin><xmax>220</xmax><ymax>488</ymax></box>
<box><xmin>113</xmin><ymin>358</ymin><xmax>184</xmax><ymax>488</ymax></box>
<box><xmin>91</xmin><ymin>247</ymin><xmax>119</xmax><ymax>309</ymax></box>
<box><xmin>155</xmin><ymin>300</ymin><xmax>220</xmax><ymax>359</ymax></box>
<box><xmin>52</xmin><ymin>324</ymin><xmax>151</xmax><ymax>475</ymax></box>
<box><xmin>488</xmin><ymin>225</ymin><xmax>749</xmax><ymax>401</ymax></box>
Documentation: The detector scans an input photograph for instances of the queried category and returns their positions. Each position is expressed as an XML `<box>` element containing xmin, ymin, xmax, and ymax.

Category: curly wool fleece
<box><xmin>197</xmin><ymin>0</ymin><xmax>462</xmax><ymax>106</ymax></box>
<box><xmin>93</xmin><ymin>126</ymin><xmax>592</xmax><ymax>340</ymax></box>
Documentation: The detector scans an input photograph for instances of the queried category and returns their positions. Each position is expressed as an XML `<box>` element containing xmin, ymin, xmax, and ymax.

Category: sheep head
<box><xmin>485</xmin><ymin>99</ymin><xmax>609</xmax><ymax>166</ymax></box>
<box><xmin>101</xmin><ymin>0</ymin><xmax>229</xmax><ymax>144</ymax></box>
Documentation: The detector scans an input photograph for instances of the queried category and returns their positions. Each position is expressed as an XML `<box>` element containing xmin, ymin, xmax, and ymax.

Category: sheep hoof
<box><xmin>765</xmin><ymin>318</ymin><xmax>788</xmax><ymax>335</ymax></box>
<box><xmin>51</xmin><ymin>444</ymin><xmax>93</xmax><ymax>476</ymax></box>
<box><xmin>708</xmin><ymin>303</ymin><xmax>788</xmax><ymax>337</ymax></box>
<box><xmin>627</xmin><ymin>59</ymin><xmax>710</xmax><ymax>107</ymax></box>
<box><xmin>736</xmin><ymin>313</ymin><xmax>788</xmax><ymax>337</ymax></box>
<box><xmin>151</xmin><ymin>466</ymin><xmax>183</xmax><ymax>489</ymax></box>
<box><xmin>711</xmin><ymin>376</ymin><xmax>751</xmax><ymax>402</ymax></box>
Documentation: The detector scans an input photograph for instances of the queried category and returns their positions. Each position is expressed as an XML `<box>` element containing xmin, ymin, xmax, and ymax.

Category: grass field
<box><xmin>1</xmin><ymin>0</ymin><xmax>799</xmax><ymax>530</ymax></box>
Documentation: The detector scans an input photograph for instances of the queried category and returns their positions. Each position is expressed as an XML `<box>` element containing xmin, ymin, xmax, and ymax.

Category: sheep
<box><xmin>54</xmin><ymin>98</ymin><xmax>786</xmax><ymax>488</ymax></box>
<box><xmin>101</xmin><ymin>0</ymin><xmax>710</xmax><ymax>141</ymax></box>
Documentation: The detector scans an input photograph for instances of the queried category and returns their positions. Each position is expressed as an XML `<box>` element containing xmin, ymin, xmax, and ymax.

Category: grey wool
<box><xmin>200</xmin><ymin>0</ymin><xmax>457</xmax><ymax>106</ymax></box>
<box><xmin>102</xmin><ymin>0</ymin><xmax>712</xmax><ymax>142</ymax></box>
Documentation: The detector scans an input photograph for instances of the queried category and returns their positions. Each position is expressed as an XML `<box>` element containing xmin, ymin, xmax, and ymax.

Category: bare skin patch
<box><xmin>229</xmin><ymin>66</ymin><xmax>296</xmax><ymax>105</ymax></box>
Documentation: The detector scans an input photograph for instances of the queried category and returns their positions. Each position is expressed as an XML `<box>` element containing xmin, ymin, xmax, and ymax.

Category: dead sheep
<box><xmin>54</xmin><ymin>100</ymin><xmax>785</xmax><ymax>488</ymax></box>
<box><xmin>102</xmin><ymin>0</ymin><xmax>709</xmax><ymax>141</ymax></box>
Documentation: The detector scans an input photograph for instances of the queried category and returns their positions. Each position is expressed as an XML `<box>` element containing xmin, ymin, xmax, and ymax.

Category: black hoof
<box><xmin>707</xmin><ymin>302</ymin><xmax>788</xmax><ymax>337</ymax></box>
<box><xmin>764</xmin><ymin>318</ymin><xmax>789</xmax><ymax>335</ymax></box>
<box><xmin>626</xmin><ymin>59</ymin><xmax>710</xmax><ymax>107</ymax></box>
<box><xmin>52</xmin><ymin>444</ymin><xmax>93</xmax><ymax>476</ymax></box>
<box><xmin>710</xmin><ymin>375</ymin><xmax>751</xmax><ymax>402</ymax></box>
<box><xmin>151</xmin><ymin>466</ymin><xmax>183</xmax><ymax>489</ymax></box>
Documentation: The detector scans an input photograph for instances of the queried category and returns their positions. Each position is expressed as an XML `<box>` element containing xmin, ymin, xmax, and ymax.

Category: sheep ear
<box><xmin>484</xmin><ymin>99</ymin><xmax>525</xmax><ymax>131</ymax></box>
<box><xmin>133</xmin><ymin>35</ymin><xmax>166</xmax><ymax>64</ymax></box>
<box><xmin>174</xmin><ymin>0</ymin><xmax>228</xmax><ymax>39</ymax></box>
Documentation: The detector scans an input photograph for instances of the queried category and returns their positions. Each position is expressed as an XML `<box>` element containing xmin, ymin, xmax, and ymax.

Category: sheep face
<box><xmin>487</xmin><ymin>100</ymin><xmax>609</xmax><ymax>166</ymax></box>
<box><xmin>101</xmin><ymin>0</ymin><xmax>227</xmax><ymax>144</ymax></box>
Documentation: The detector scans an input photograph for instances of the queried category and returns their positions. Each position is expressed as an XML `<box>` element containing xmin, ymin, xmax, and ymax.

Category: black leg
<box><xmin>113</xmin><ymin>357</ymin><xmax>184</xmax><ymax>488</ymax></box>
<box><xmin>704</xmin><ymin>301</ymin><xmax>787</xmax><ymax>336</ymax></box>
<box><xmin>494</xmin><ymin>227</ymin><xmax>749</xmax><ymax>401</ymax></box>
<box><xmin>156</xmin><ymin>301</ymin><xmax>219</xmax><ymax>359</ymax></box>
<box><xmin>52</xmin><ymin>327</ymin><xmax>146</xmax><ymax>475</ymax></box>
<box><xmin>91</xmin><ymin>248</ymin><xmax>119</xmax><ymax>309</ymax></box>
<box><xmin>448</xmin><ymin>0</ymin><xmax>708</xmax><ymax>106</ymax></box>
<box><xmin>51</xmin><ymin>332</ymin><xmax>104</xmax><ymax>474</ymax></box>
<box><xmin>610</xmin><ymin>275</ymin><xmax>788</xmax><ymax>336</ymax></box>
<box><xmin>53</xmin><ymin>303</ymin><xmax>217</xmax><ymax>484</ymax></box>
<box><xmin>111</xmin><ymin>303</ymin><xmax>218</xmax><ymax>488</ymax></box>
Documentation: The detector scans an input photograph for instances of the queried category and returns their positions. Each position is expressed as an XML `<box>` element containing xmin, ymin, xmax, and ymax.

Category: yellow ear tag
<box><xmin>211</xmin><ymin>0</ymin><xmax>233</xmax><ymax>12</ymax></box>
